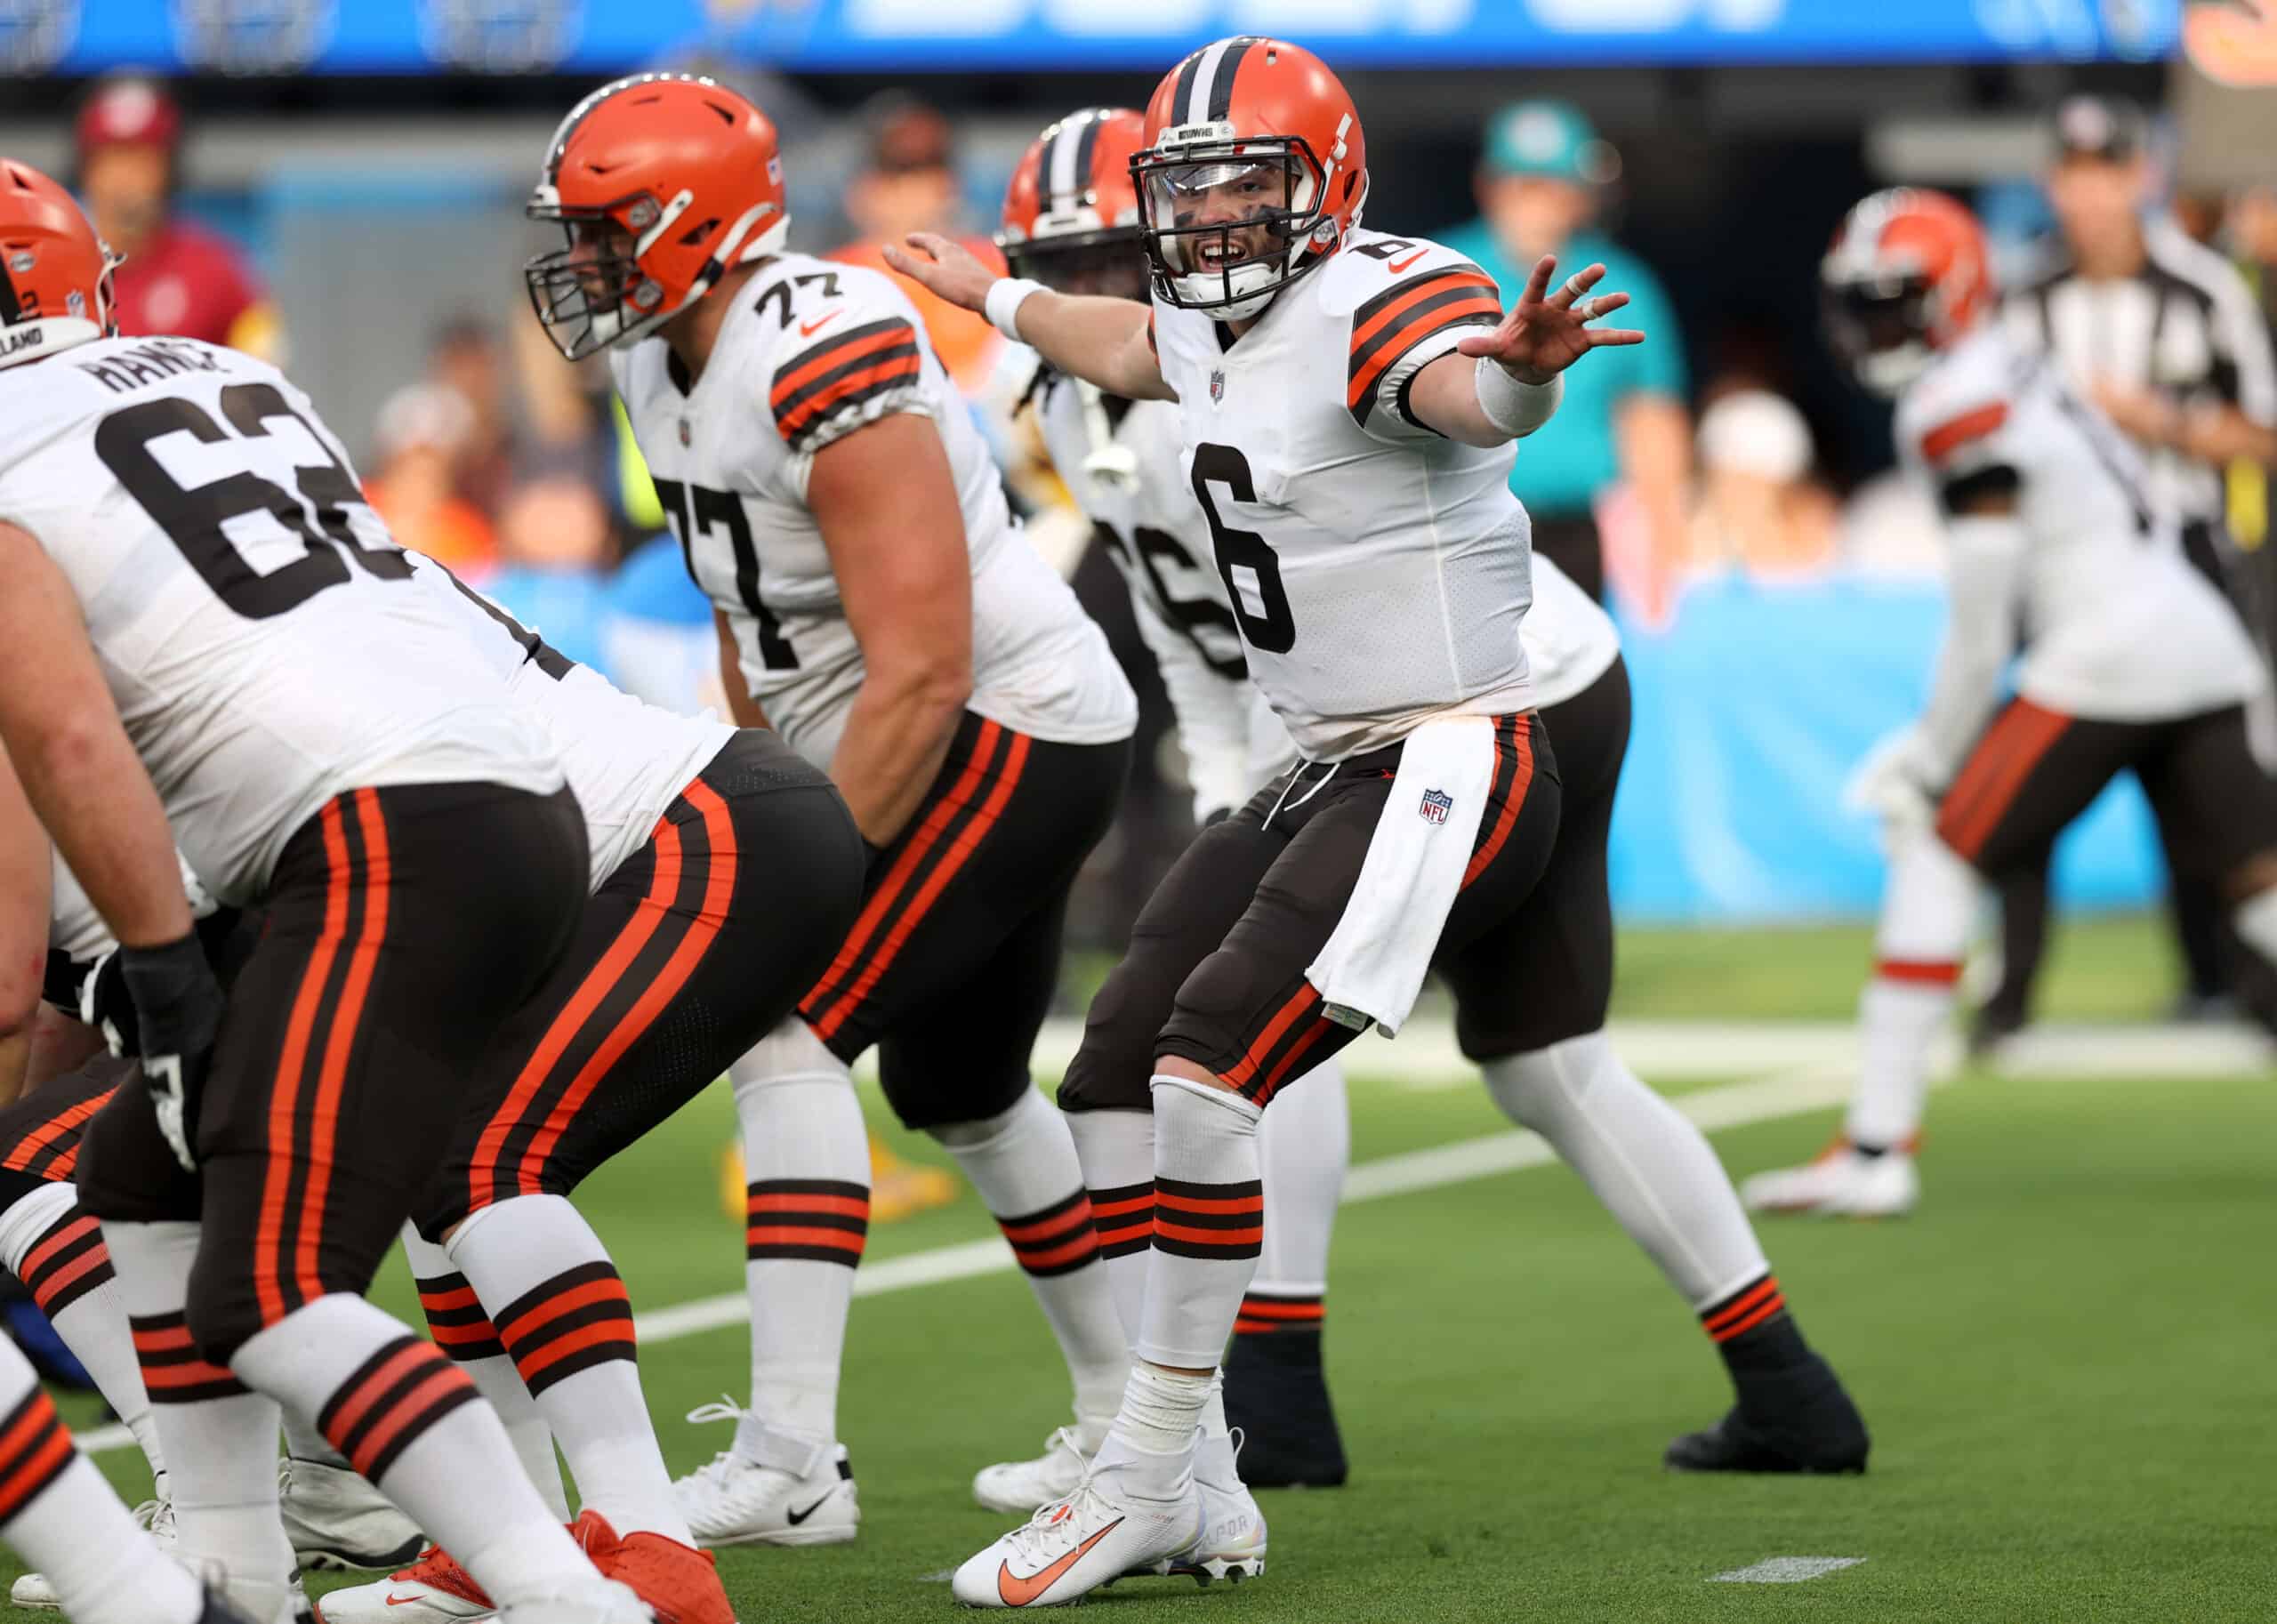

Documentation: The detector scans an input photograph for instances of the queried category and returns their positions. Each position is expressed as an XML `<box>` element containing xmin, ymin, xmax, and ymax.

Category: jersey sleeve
<box><xmin>767</xmin><ymin>314</ymin><xmax>928</xmax><ymax>456</ymax></box>
<box><xmin>1898</xmin><ymin>356</ymin><xmax>2019</xmax><ymax>497</ymax></box>
<box><xmin>1346</xmin><ymin>261</ymin><xmax>1502</xmax><ymax>443</ymax></box>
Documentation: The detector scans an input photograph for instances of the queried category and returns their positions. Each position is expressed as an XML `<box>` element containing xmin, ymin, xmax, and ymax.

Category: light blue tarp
<box><xmin>1606</xmin><ymin>576</ymin><xmax>2162</xmax><ymax>922</ymax></box>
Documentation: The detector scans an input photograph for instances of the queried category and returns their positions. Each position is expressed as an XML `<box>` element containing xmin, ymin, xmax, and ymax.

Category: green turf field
<box><xmin>27</xmin><ymin>914</ymin><xmax>2277</xmax><ymax>1621</ymax></box>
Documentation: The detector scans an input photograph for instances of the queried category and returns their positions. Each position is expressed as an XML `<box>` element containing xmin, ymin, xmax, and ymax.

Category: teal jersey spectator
<box><xmin>1437</xmin><ymin>220</ymin><xmax>1687</xmax><ymax>519</ymax></box>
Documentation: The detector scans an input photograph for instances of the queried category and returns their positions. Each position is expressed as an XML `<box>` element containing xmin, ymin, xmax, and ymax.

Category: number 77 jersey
<box><xmin>611</xmin><ymin>253</ymin><xmax>1134</xmax><ymax>764</ymax></box>
<box><xmin>0</xmin><ymin>336</ymin><xmax>562</xmax><ymax>904</ymax></box>
<box><xmin>1149</xmin><ymin>228</ymin><xmax>1537</xmax><ymax>760</ymax></box>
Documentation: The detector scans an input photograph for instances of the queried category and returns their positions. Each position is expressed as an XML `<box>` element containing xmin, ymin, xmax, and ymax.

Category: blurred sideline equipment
<box><xmin>1752</xmin><ymin>186</ymin><xmax>2277</xmax><ymax>1218</ymax></box>
<box><xmin>521</xmin><ymin>71</ymin><xmax>1139</xmax><ymax>1550</ymax></box>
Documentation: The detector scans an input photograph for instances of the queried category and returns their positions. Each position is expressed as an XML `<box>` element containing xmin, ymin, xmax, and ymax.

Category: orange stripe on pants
<box><xmin>1937</xmin><ymin>701</ymin><xmax>2072</xmax><ymax>862</ymax></box>
<box><xmin>1463</xmin><ymin>715</ymin><xmax>1534</xmax><ymax>889</ymax></box>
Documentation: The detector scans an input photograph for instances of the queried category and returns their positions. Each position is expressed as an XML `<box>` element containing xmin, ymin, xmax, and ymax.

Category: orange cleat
<box><xmin>595</xmin><ymin>1521</ymin><xmax>736</xmax><ymax>1624</ymax></box>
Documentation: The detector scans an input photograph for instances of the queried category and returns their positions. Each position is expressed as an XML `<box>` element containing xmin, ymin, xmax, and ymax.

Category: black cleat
<box><xmin>1222</xmin><ymin>1329</ymin><xmax>1348</xmax><ymax>1489</ymax></box>
<box><xmin>1665</xmin><ymin>1350</ymin><xmax>1870</xmax><ymax>1475</ymax></box>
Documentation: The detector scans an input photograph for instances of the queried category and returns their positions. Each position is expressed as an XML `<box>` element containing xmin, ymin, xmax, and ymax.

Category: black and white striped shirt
<box><xmin>2003</xmin><ymin>218</ymin><xmax>2277</xmax><ymax>526</ymax></box>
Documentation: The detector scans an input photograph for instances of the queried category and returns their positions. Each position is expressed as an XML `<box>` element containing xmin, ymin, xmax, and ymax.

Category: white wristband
<box><xmin>1474</xmin><ymin>359</ymin><xmax>1563</xmax><ymax>439</ymax></box>
<box><xmin>985</xmin><ymin>277</ymin><xmax>1047</xmax><ymax>342</ymax></box>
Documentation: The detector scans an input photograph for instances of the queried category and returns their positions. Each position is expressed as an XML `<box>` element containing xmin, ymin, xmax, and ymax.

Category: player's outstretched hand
<box><xmin>1457</xmin><ymin>255</ymin><xmax>1645</xmax><ymax>385</ymax></box>
<box><xmin>881</xmin><ymin>232</ymin><xmax>998</xmax><ymax>316</ymax></box>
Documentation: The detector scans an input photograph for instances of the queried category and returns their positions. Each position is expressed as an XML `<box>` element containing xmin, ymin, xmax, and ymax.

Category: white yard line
<box><xmin>1710</xmin><ymin>1556</ymin><xmax>1867</xmax><ymax>1584</ymax></box>
<box><xmin>76</xmin><ymin>1015</ymin><xmax>2266</xmax><ymax>1459</ymax></box>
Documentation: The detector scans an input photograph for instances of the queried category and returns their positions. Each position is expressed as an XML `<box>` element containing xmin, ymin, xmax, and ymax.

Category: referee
<box><xmin>1979</xmin><ymin>95</ymin><xmax>2277</xmax><ymax>1042</ymax></box>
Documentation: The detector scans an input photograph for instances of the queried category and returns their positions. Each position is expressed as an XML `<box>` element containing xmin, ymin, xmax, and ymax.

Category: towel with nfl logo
<box><xmin>1306</xmin><ymin>712</ymin><xmax>1497</xmax><ymax>1037</ymax></box>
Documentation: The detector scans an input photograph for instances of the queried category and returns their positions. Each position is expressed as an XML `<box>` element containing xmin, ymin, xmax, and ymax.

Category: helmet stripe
<box><xmin>1068</xmin><ymin>111</ymin><xmax>1102</xmax><ymax>205</ymax></box>
<box><xmin>1184</xmin><ymin>37</ymin><xmax>1240</xmax><ymax>126</ymax></box>
<box><xmin>1205</xmin><ymin>37</ymin><xmax>1263</xmax><ymax>124</ymax></box>
<box><xmin>1171</xmin><ymin>48</ymin><xmax>1210</xmax><ymax>127</ymax></box>
<box><xmin>0</xmin><ymin>256</ymin><xmax>20</xmax><ymax>326</ymax></box>
<box><xmin>1047</xmin><ymin>115</ymin><xmax>1086</xmax><ymax>206</ymax></box>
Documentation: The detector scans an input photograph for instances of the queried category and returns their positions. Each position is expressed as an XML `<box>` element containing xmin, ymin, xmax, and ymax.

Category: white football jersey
<box><xmin>1040</xmin><ymin>361</ymin><xmax>1616</xmax><ymax>816</ymax></box>
<box><xmin>1896</xmin><ymin>326</ymin><xmax>2265</xmax><ymax>738</ymax></box>
<box><xmin>401</xmin><ymin>555</ymin><xmax>734</xmax><ymax>892</ymax></box>
<box><xmin>1147</xmin><ymin>229</ymin><xmax>1535</xmax><ymax>760</ymax></box>
<box><xmin>610</xmin><ymin>254</ymin><xmax>1134</xmax><ymax>768</ymax></box>
<box><xmin>47</xmin><ymin>848</ymin><xmax>213</xmax><ymax>980</ymax></box>
<box><xmin>0</xmin><ymin>338</ymin><xmax>563</xmax><ymax>906</ymax></box>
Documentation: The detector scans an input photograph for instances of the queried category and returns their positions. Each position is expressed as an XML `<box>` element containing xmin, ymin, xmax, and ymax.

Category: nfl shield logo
<box><xmin>1419</xmin><ymin>788</ymin><xmax>1452</xmax><ymax>824</ymax></box>
<box><xmin>678</xmin><ymin>418</ymin><xmax>692</xmax><ymax>446</ymax></box>
<box><xmin>1209</xmin><ymin>368</ymin><xmax>1225</xmax><ymax>405</ymax></box>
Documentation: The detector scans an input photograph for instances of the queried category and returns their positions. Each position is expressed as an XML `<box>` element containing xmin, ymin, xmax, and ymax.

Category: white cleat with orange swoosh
<box><xmin>950</xmin><ymin>1462</ymin><xmax>1201</xmax><ymax>1609</ymax></box>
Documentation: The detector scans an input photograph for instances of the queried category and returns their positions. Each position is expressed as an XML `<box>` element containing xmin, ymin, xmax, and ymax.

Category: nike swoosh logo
<box><xmin>800</xmin><ymin>310</ymin><xmax>846</xmax><ymax>338</ymax></box>
<box><xmin>384</xmin><ymin>1595</ymin><xmax>427</xmax><ymax>1608</ymax></box>
<box><xmin>997</xmin><ymin>1518</ymin><xmax>1123</xmax><ymax>1607</ymax></box>
<box><xmin>785</xmin><ymin>1495</ymin><xmax>831</xmax><ymax>1526</ymax></box>
<box><xmin>1388</xmin><ymin>249</ymin><xmax>1427</xmax><ymax>274</ymax></box>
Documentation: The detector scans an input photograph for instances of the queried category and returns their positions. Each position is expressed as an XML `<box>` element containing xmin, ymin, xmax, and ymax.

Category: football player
<box><xmin>998</xmin><ymin>109</ymin><xmax>1868</xmax><ymax>1517</ymax></box>
<box><xmin>520</xmin><ymin>76</ymin><xmax>1140</xmax><ymax>1545</ymax></box>
<box><xmin>1745</xmin><ymin>189</ymin><xmax>2277</xmax><ymax>1217</ymax></box>
<box><xmin>0</xmin><ymin>162</ymin><xmax>644</xmax><ymax>1624</ymax></box>
<box><xmin>883</xmin><ymin>37</ymin><xmax>1656</xmax><ymax>1602</ymax></box>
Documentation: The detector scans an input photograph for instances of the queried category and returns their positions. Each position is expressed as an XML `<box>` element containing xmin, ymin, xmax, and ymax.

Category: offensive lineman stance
<box><xmin>520</xmin><ymin>75</ymin><xmax>1140</xmax><ymax>1545</ymax></box>
<box><xmin>1747</xmin><ymin>189</ymin><xmax>2277</xmax><ymax>1216</ymax></box>
<box><xmin>998</xmin><ymin>106</ymin><xmax>1867</xmax><ymax>1506</ymax></box>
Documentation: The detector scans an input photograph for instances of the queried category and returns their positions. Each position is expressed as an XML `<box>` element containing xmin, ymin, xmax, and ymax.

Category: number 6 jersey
<box><xmin>1147</xmin><ymin>228</ymin><xmax>1535</xmax><ymax>760</ymax></box>
<box><xmin>611</xmin><ymin>253</ymin><xmax>1135</xmax><ymax>765</ymax></box>
<box><xmin>0</xmin><ymin>337</ymin><xmax>564</xmax><ymax>905</ymax></box>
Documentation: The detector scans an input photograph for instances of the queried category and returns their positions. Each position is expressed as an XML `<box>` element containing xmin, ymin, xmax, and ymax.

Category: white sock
<box><xmin>231</xmin><ymin>1293</ymin><xmax>606</xmax><ymax>1612</ymax></box>
<box><xmin>1242</xmin><ymin>1057</ymin><xmax>1345</xmax><ymax>1342</ymax></box>
<box><xmin>929</xmin><ymin>1089</ymin><xmax>1127</xmax><ymax>1445</ymax></box>
<box><xmin>402</xmin><ymin>1223</ymin><xmax>569</xmax><ymax>1521</ymax></box>
<box><xmin>0</xmin><ymin>1338</ymin><xmax>205</xmax><ymax>1624</ymax></box>
<box><xmin>1848</xmin><ymin>830</ymin><xmax>1974</xmax><ymax>1150</ymax></box>
<box><xmin>1484</xmin><ymin>1031</ymin><xmax>1770</xmax><ymax>1310</ymax></box>
<box><xmin>447</xmin><ymin>1197</ymin><xmax>687</xmax><ymax>1543</ymax></box>
<box><xmin>1066</xmin><ymin>1108</ymin><xmax>1154</xmax><ymax>1348</ymax></box>
<box><xmin>102</xmin><ymin>1219</ymin><xmax>293</xmax><ymax>1624</ymax></box>
<box><xmin>1100</xmin><ymin>1363</ymin><xmax>1210</xmax><ymax>1500</ymax></box>
<box><xmin>0</xmin><ymin>1189</ymin><xmax>161</xmax><ymax>1484</ymax></box>
<box><xmin>1136</xmin><ymin>1076</ymin><xmax>1262</xmax><ymax>1372</ymax></box>
<box><xmin>2232</xmin><ymin>886</ymin><xmax>2277</xmax><ymax>968</ymax></box>
<box><xmin>731</xmin><ymin>1021</ymin><xmax>867</xmax><ymax>1456</ymax></box>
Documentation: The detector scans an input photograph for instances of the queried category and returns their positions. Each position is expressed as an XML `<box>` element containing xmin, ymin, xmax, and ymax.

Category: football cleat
<box><xmin>1222</xmin><ymin>1328</ymin><xmax>1348</xmax><ymax>1489</ymax></box>
<box><xmin>1665</xmin><ymin>1350</ymin><xmax>1871</xmax><ymax>1475</ymax></box>
<box><xmin>310</xmin><ymin>1540</ymin><xmax>495</xmax><ymax>1624</ymax></box>
<box><xmin>1131</xmin><ymin>1431</ymin><xmax>1266</xmax><ymax>1586</ymax></box>
<box><xmin>495</xmin><ymin>1579</ymin><xmax>652</xmax><ymax>1624</ymax></box>
<box><xmin>952</xmin><ymin>1458</ymin><xmax>1203</xmax><ymax>1610</ymax></box>
<box><xmin>585</xmin><ymin>1515</ymin><xmax>735</xmax><ymax>1624</ymax></box>
<box><xmin>971</xmin><ymin>1426</ymin><xmax>1090</xmax><ymax>1515</ymax></box>
<box><xmin>279</xmin><ymin>1454</ymin><xmax>425</xmax><ymax>1572</ymax></box>
<box><xmin>1740</xmin><ymin>1143</ymin><xmax>1918</xmax><ymax>1218</ymax></box>
<box><xmin>671</xmin><ymin>1403</ymin><xmax>857</xmax><ymax>1548</ymax></box>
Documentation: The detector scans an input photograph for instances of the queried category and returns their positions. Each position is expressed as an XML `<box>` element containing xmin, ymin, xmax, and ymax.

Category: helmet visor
<box><xmin>524</xmin><ymin>210</ymin><xmax>651</xmax><ymax>363</ymax></box>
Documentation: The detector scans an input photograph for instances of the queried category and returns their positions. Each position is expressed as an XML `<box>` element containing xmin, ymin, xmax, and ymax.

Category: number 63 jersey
<box><xmin>612</xmin><ymin>253</ymin><xmax>1135</xmax><ymax>765</ymax></box>
<box><xmin>0</xmin><ymin>337</ymin><xmax>563</xmax><ymax>905</ymax></box>
<box><xmin>1147</xmin><ymin>229</ymin><xmax>1535</xmax><ymax>760</ymax></box>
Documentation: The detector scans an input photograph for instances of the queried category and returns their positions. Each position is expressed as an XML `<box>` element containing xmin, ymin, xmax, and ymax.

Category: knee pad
<box><xmin>729</xmin><ymin>1017</ymin><xmax>853</xmax><ymax>1105</ymax></box>
<box><xmin>1060</xmin><ymin>961</ymin><xmax>1173</xmax><ymax>1115</ymax></box>
<box><xmin>1874</xmin><ymin>829</ymin><xmax>1978</xmax><ymax>967</ymax></box>
<box><xmin>923</xmin><ymin>1089</ymin><xmax>1035</xmax><ymax>1151</ymax></box>
<box><xmin>183</xmin><ymin>1245</ymin><xmax>265</xmax><ymax>1365</ymax></box>
<box><xmin>1171</xmin><ymin>946</ymin><xmax>1273</xmax><ymax>1038</ymax></box>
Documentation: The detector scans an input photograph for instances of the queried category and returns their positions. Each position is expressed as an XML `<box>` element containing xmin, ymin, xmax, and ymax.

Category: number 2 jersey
<box><xmin>610</xmin><ymin>253</ymin><xmax>1134</xmax><ymax>766</ymax></box>
<box><xmin>1147</xmin><ymin>228</ymin><xmax>1536</xmax><ymax>760</ymax></box>
<box><xmin>0</xmin><ymin>337</ymin><xmax>562</xmax><ymax>905</ymax></box>
<box><xmin>1895</xmin><ymin>324</ymin><xmax>2265</xmax><ymax>776</ymax></box>
<box><xmin>1039</xmin><ymin>372</ymin><xmax>1617</xmax><ymax>818</ymax></box>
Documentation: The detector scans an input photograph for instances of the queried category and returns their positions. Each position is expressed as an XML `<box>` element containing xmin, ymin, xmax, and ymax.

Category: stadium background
<box><xmin>6</xmin><ymin>6</ymin><xmax>2277</xmax><ymax>1621</ymax></box>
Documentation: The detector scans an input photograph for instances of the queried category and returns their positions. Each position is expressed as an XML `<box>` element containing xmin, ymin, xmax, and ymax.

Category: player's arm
<box><xmin>881</xmin><ymin>233</ymin><xmax>1173</xmax><ymax>402</ymax></box>
<box><xmin>1407</xmin><ymin>256</ymin><xmax>1644</xmax><ymax>448</ymax></box>
<box><xmin>0</xmin><ymin>525</ymin><xmax>190</xmax><ymax>950</ymax></box>
<box><xmin>0</xmin><ymin>747</ymin><xmax>48</xmax><ymax>1106</ymax></box>
<box><xmin>1916</xmin><ymin>470</ymin><xmax>2028</xmax><ymax>783</ymax></box>
<box><xmin>712</xmin><ymin>609</ymin><xmax>773</xmax><ymax>729</ymax></box>
<box><xmin>812</xmin><ymin>414</ymin><xmax>975</xmax><ymax>847</ymax></box>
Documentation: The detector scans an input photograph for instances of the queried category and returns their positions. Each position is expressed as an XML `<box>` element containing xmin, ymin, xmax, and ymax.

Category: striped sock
<box><xmin>0</xmin><ymin>1339</ymin><xmax>204</xmax><ymax>1624</ymax></box>
<box><xmin>1234</xmin><ymin>1290</ymin><xmax>1324</xmax><ymax>1338</ymax></box>
<box><xmin>1700</xmin><ymin>1273</ymin><xmax>1808</xmax><ymax>1373</ymax></box>
<box><xmin>230</xmin><ymin>1292</ymin><xmax>602</xmax><ymax>1613</ymax></box>
<box><xmin>405</xmin><ymin>1224</ymin><xmax>569</xmax><ymax>1522</ymax></box>
<box><xmin>1068</xmin><ymin>1106</ymin><xmax>1155</xmax><ymax>1349</ymax></box>
<box><xmin>934</xmin><ymin>1089</ymin><xmax>1127</xmax><ymax>1436</ymax></box>
<box><xmin>0</xmin><ymin>1192</ymin><xmax>157</xmax><ymax>1483</ymax></box>
<box><xmin>448</xmin><ymin>1194</ymin><xmax>685</xmax><ymax>1543</ymax></box>
<box><xmin>1135</xmin><ymin>1076</ymin><xmax>1264</xmax><ymax>1376</ymax></box>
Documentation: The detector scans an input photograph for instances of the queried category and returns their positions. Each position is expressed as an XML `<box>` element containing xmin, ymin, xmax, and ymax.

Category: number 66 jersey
<box><xmin>0</xmin><ymin>336</ymin><xmax>563</xmax><ymax>904</ymax></box>
<box><xmin>1147</xmin><ymin>229</ymin><xmax>1535</xmax><ymax>760</ymax></box>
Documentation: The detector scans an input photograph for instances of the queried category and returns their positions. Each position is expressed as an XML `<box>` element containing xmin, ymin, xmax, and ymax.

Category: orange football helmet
<box><xmin>1132</xmin><ymin>36</ymin><xmax>1367</xmax><ymax>320</ymax></box>
<box><xmin>1822</xmin><ymin>188</ymin><xmax>1994</xmax><ymax>395</ymax></box>
<box><xmin>525</xmin><ymin>73</ymin><xmax>790</xmax><ymax>361</ymax></box>
<box><xmin>0</xmin><ymin>159</ymin><xmax>121</xmax><ymax>373</ymax></box>
<box><xmin>998</xmin><ymin>108</ymin><xmax>1149</xmax><ymax>299</ymax></box>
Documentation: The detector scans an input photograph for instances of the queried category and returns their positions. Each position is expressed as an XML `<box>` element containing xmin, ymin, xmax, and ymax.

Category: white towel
<box><xmin>1307</xmin><ymin>713</ymin><xmax>1498</xmax><ymax>1037</ymax></box>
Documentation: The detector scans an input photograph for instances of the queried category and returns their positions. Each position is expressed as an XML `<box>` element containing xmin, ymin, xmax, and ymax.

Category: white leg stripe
<box><xmin>1048</xmin><ymin>117</ymin><xmax>1083</xmax><ymax>206</ymax></box>
<box><xmin>1187</xmin><ymin>38</ymin><xmax>1234</xmax><ymax>125</ymax></box>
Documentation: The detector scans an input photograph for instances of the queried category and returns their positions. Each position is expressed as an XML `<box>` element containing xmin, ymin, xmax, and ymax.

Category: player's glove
<box><xmin>110</xmin><ymin>936</ymin><xmax>226</xmax><ymax>1173</ymax></box>
<box><xmin>1843</xmin><ymin>725</ymin><xmax>1943</xmax><ymax>852</ymax></box>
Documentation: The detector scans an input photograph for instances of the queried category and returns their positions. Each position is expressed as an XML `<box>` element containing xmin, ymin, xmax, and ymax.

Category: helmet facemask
<box><xmin>1134</xmin><ymin>133</ymin><xmax>1334</xmax><ymax>321</ymax></box>
<box><xmin>524</xmin><ymin>191</ymin><xmax>683</xmax><ymax>363</ymax></box>
<box><xmin>1822</xmin><ymin>270</ymin><xmax>1937</xmax><ymax>397</ymax></box>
